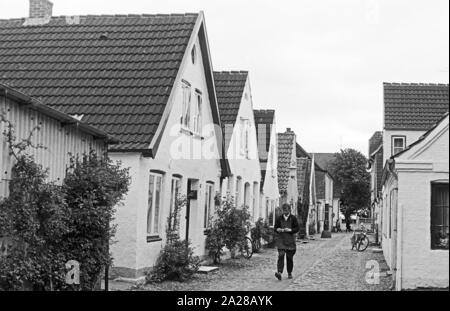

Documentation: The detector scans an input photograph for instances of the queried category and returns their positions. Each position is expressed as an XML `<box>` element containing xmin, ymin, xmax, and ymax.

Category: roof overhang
<box><xmin>0</xmin><ymin>83</ymin><xmax>119</xmax><ymax>144</ymax></box>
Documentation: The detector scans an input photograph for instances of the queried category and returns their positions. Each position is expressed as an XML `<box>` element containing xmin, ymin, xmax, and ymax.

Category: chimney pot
<box><xmin>29</xmin><ymin>0</ymin><xmax>53</xmax><ymax>19</ymax></box>
<box><xmin>286</xmin><ymin>128</ymin><xmax>291</xmax><ymax>132</ymax></box>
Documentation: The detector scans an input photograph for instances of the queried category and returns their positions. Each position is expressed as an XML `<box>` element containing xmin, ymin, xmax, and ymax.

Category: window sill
<box><xmin>431</xmin><ymin>247</ymin><xmax>449</xmax><ymax>251</ymax></box>
<box><xmin>147</xmin><ymin>235</ymin><xmax>162</xmax><ymax>243</ymax></box>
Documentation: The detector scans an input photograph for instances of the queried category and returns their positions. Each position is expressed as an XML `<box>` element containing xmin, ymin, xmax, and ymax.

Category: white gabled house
<box><xmin>214</xmin><ymin>71</ymin><xmax>262</xmax><ymax>221</ymax></box>
<box><xmin>277</xmin><ymin>129</ymin><xmax>299</xmax><ymax>221</ymax></box>
<box><xmin>380</xmin><ymin>82</ymin><xmax>449</xmax><ymax>290</ymax></box>
<box><xmin>381</xmin><ymin>113</ymin><xmax>449</xmax><ymax>290</ymax></box>
<box><xmin>0</xmin><ymin>5</ymin><xmax>230</xmax><ymax>278</ymax></box>
<box><xmin>254</xmin><ymin>109</ymin><xmax>280</xmax><ymax>224</ymax></box>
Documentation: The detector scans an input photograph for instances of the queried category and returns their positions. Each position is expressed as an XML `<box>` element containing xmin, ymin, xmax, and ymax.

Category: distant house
<box><xmin>379</xmin><ymin>82</ymin><xmax>449</xmax><ymax>290</ymax></box>
<box><xmin>367</xmin><ymin>131</ymin><xmax>383</xmax><ymax>241</ymax></box>
<box><xmin>0</xmin><ymin>83</ymin><xmax>114</xmax><ymax>197</ymax></box>
<box><xmin>254</xmin><ymin>109</ymin><xmax>279</xmax><ymax>224</ymax></box>
<box><xmin>0</xmin><ymin>4</ymin><xmax>230</xmax><ymax>278</ymax></box>
<box><xmin>383</xmin><ymin>83</ymin><xmax>449</xmax><ymax>161</ymax></box>
<box><xmin>314</xmin><ymin>153</ymin><xmax>342</xmax><ymax>232</ymax></box>
<box><xmin>277</xmin><ymin>129</ymin><xmax>298</xmax><ymax>222</ymax></box>
<box><xmin>381</xmin><ymin>113</ymin><xmax>449</xmax><ymax>290</ymax></box>
<box><xmin>296</xmin><ymin>143</ymin><xmax>313</xmax><ymax>237</ymax></box>
<box><xmin>312</xmin><ymin>156</ymin><xmax>334</xmax><ymax>234</ymax></box>
<box><xmin>214</xmin><ymin>71</ymin><xmax>261</xmax><ymax>221</ymax></box>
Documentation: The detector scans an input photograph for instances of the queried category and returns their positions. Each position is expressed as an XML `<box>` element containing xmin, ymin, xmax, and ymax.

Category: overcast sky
<box><xmin>1</xmin><ymin>0</ymin><xmax>448</xmax><ymax>156</ymax></box>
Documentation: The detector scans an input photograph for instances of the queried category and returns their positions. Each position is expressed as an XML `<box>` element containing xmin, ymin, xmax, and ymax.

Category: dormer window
<box><xmin>191</xmin><ymin>45</ymin><xmax>197</xmax><ymax>64</ymax></box>
<box><xmin>392</xmin><ymin>136</ymin><xmax>406</xmax><ymax>156</ymax></box>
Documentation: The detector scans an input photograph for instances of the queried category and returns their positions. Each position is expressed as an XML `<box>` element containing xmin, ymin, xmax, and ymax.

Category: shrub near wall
<box><xmin>0</xmin><ymin>150</ymin><xmax>130</xmax><ymax>290</ymax></box>
<box><xmin>205</xmin><ymin>196</ymin><xmax>251</xmax><ymax>262</ymax></box>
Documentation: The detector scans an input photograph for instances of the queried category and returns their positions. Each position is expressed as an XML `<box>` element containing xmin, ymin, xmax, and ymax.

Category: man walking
<box><xmin>274</xmin><ymin>203</ymin><xmax>299</xmax><ymax>280</ymax></box>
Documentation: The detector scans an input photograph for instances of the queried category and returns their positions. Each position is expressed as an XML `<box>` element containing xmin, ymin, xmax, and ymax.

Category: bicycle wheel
<box><xmin>214</xmin><ymin>249</ymin><xmax>222</xmax><ymax>264</ymax></box>
<box><xmin>357</xmin><ymin>236</ymin><xmax>370</xmax><ymax>252</ymax></box>
<box><xmin>243</xmin><ymin>237</ymin><xmax>253</xmax><ymax>259</ymax></box>
<box><xmin>253</xmin><ymin>238</ymin><xmax>261</xmax><ymax>252</ymax></box>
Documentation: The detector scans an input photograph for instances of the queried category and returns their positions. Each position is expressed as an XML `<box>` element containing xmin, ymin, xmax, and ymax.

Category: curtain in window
<box><xmin>431</xmin><ymin>183</ymin><xmax>449</xmax><ymax>249</ymax></box>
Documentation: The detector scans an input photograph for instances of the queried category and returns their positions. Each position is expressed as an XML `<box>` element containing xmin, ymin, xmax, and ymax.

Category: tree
<box><xmin>328</xmin><ymin>149</ymin><xmax>371</xmax><ymax>225</ymax></box>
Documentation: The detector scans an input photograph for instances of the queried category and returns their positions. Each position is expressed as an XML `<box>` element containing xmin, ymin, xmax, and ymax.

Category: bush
<box><xmin>146</xmin><ymin>195</ymin><xmax>200</xmax><ymax>283</ymax></box>
<box><xmin>61</xmin><ymin>151</ymin><xmax>130</xmax><ymax>290</ymax></box>
<box><xmin>0</xmin><ymin>152</ymin><xmax>130</xmax><ymax>291</ymax></box>
<box><xmin>0</xmin><ymin>155</ymin><xmax>69</xmax><ymax>291</ymax></box>
<box><xmin>205</xmin><ymin>195</ymin><xmax>251</xmax><ymax>262</ymax></box>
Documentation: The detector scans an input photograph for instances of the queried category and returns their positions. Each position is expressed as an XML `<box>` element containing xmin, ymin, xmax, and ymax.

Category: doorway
<box><xmin>185</xmin><ymin>179</ymin><xmax>199</xmax><ymax>243</ymax></box>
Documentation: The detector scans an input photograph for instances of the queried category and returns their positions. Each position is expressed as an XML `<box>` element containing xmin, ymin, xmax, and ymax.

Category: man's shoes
<box><xmin>288</xmin><ymin>274</ymin><xmax>293</xmax><ymax>279</ymax></box>
<box><xmin>275</xmin><ymin>272</ymin><xmax>282</xmax><ymax>280</ymax></box>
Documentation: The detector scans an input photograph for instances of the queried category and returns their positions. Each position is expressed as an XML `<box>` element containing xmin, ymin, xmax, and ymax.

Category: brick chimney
<box><xmin>29</xmin><ymin>0</ymin><xmax>53</xmax><ymax>19</ymax></box>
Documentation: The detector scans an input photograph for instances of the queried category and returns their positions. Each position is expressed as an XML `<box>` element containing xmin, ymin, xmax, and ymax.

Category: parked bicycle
<box><xmin>213</xmin><ymin>235</ymin><xmax>260</xmax><ymax>263</ymax></box>
<box><xmin>351</xmin><ymin>225</ymin><xmax>370</xmax><ymax>251</ymax></box>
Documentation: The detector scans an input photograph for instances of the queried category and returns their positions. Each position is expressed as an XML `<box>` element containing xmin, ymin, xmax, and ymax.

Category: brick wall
<box><xmin>29</xmin><ymin>0</ymin><xmax>53</xmax><ymax>19</ymax></box>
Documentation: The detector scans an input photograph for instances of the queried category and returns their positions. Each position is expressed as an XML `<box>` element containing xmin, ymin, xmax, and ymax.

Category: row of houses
<box><xmin>0</xmin><ymin>0</ymin><xmax>344</xmax><ymax>278</ymax></box>
<box><xmin>367</xmin><ymin>83</ymin><xmax>449</xmax><ymax>290</ymax></box>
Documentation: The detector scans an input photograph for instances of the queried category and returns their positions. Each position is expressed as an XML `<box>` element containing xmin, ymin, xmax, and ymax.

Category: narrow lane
<box><xmin>127</xmin><ymin>232</ymin><xmax>391</xmax><ymax>291</ymax></box>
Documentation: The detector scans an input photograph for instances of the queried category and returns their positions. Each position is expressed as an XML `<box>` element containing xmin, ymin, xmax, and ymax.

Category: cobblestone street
<box><xmin>117</xmin><ymin>232</ymin><xmax>392</xmax><ymax>291</ymax></box>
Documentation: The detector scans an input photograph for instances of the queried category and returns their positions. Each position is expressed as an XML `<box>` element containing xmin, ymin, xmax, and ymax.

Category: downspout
<box><xmin>397</xmin><ymin>201</ymin><xmax>403</xmax><ymax>291</ymax></box>
<box><xmin>386</xmin><ymin>159</ymin><xmax>400</xmax><ymax>290</ymax></box>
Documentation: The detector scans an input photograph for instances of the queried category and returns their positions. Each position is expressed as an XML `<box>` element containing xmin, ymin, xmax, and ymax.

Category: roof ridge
<box><xmin>0</xmin><ymin>13</ymin><xmax>199</xmax><ymax>22</ymax></box>
<box><xmin>383</xmin><ymin>82</ymin><xmax>449</xmax><ymax>87</ymax></box>
<box><xmin>214</xmin><ymin>70</ymin><xmax>249</xmax><ymax>74</ymax></box>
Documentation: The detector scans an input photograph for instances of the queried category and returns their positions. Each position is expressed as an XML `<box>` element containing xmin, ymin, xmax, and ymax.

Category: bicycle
<box><xmin>212</xmin><ymin>236</ymin><xmax>255</xmax><ymax>263</ymax></box>
<box><xmin>351</xmin><ymin>225</ymin><xmax>370</xmax><ymax>252</ymax></box>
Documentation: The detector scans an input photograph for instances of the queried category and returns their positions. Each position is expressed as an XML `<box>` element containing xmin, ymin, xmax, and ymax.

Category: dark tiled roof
<box><xmin>384</xmin><ymin>83</ymin><xmax>449</xmax><ymax>130</ymax></box>
<box><xmin>254</xmin><ymin>109</ymin><xmax>275</xmax><ymax>186</ymax></box>
<box><xmin>277</xmin><ymin>130</ymin><xmax>295</xmax><ymax>194</ymax></box>
<box><xmin>214</xmin><ymin>71</ymin><xmax>248</xmax><ymax>125</ymax></box>
<box><xmin>297</xmin><ymin>157</ymin><xmax>311</xmax><ymax>205</ymax></box>
<box><xmin>254</xmin><ymin>109</ymin><xmax>274</xmax><ymax>161</ymax></box>
<box><xmin>374</xmin><ymin>147</ymin><xmax>383</xmax><ymax>196</ymax></box>
<box><xmin>315</xmin><ymin>170</ymin><xmax>326</xmax><ymax>200</ymax></box>
<box><xmin>0</xmin><ymin>82</ymin><xmax>117</xmax><ymax>143</ymax></box>
<box><xmin>313</xmin><ymin>153</ymin><xmax>341</xmax><ymax>198</ymax></box>
<box><xmin>369</xmin><ymin>131</ymin><xmax>383</xmax><ymax>155</ymax></box>
<box><xmin>0</xmin><ymin>14</ymin><xmax>198</xmax><ymax>150</ymax></box>
<box><xmin>296</xmin><ymin>142</ymin><xmax>311</xmax><ymax>159</ymax></box>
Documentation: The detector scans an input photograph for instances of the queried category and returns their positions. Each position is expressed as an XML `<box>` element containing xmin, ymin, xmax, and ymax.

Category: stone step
<box><xmin>197</xmin><ymin>266</ymin><xmax>219</xmax><ymax>274</ymax></box>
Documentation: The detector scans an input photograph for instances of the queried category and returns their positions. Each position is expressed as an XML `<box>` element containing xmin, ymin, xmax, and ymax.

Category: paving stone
<box><xmin>113</xmin><ymin>233</ymin><xmax>392</xmax><ymax>291</ymax></box>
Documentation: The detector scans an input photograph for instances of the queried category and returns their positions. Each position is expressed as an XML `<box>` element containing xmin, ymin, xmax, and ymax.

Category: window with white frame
<box><xmin>204</xmin><ymin>182</ymin><xmax>214</xmax><ymax>228</ymax></box>
<box><xmin>147</xmin><ymin>173</ymin><xmax>163</xmax><ymax>236</ymax></box>
<box><xmin>181</xmin><ymin>80</ymin><xmax>191</xmax><ymax>129</ymax></box>
<box><xmin>193</xmin><ymin>90</ymin><xmax>202</xmax><ymax>134</ymax></box>
<box><xmin>391</xmin><ymin>136</ymin><xmax>406</xmax><ymax>156</ymax></box>
<box><xmin>431</xmin><ymin>182</ymin><xmax>449</xmax><ymax>250</ymax></box>
<box><xmin>240</xmin><ymin>118</ymin><xmax>250</xmax><ymax>158</ymax></box>
<box><xmin>169</xmin><ymin>177</ymin><xmax>181</xmax><ymax>230</ymax></box>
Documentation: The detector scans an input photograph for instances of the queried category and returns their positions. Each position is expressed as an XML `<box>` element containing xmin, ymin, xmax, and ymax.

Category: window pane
<box><xmin>153</xmin><ymin>176</ymin><xmax>162</xmax><ymax>234</ymax></box>
<box><xmin>394</xmin><ymin>138</ymin><xmax>404</xmax><ymax>148</ymax></box>
<box><xmin>147</xmin><ymin>175</ymin><xmax>155</xmax><ymax>234</ymax></box>
<box><xmin>431</xmin><ymin>184</ymin><xmax>449</xmax><ymax>249</ymax></box>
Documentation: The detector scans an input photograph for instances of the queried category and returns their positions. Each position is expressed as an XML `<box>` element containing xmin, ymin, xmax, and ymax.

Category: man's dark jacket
<box><xmin>274</xmin><ymin>214</ymin><xmax>299</xmax><ymax>250</ymax></box>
